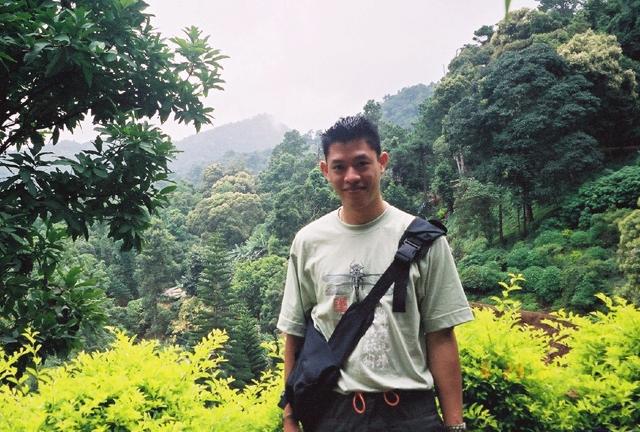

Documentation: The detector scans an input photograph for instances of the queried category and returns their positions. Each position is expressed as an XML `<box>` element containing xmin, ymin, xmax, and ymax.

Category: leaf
<box><xmin>45</xmin><ymin>49</ymin><xmax>67</xmax><ymax>77</ymax></box>
<box><xmin>159</xmin><ymin>185</ymin><xmax>177</xmax><ymax>195</ymax></box>
<box><xmin>80</xmin><ymin>63</ymin><xmax>93</xmax><ymax>87</ymax></box>
<box><xmin>24</xmin><ymin>42</ymin><xmax>49</xmax><ymax>64</ymax></box>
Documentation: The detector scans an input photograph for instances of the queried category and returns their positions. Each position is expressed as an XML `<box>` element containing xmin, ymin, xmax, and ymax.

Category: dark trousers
<box><xmin>304</xmin><ymin>390</ymin><xmax>444</xmax><ymax>432</ymax></box>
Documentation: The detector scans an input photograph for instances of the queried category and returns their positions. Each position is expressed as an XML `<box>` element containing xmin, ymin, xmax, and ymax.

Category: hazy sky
<box><xmin>64</xmin><ymin>0</ymin><xmax>539</xmax><ymax>142</ymax></box>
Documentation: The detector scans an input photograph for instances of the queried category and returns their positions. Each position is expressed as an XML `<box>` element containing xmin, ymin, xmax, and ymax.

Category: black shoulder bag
<box><xmin>279</xmin><ymin>217</ymin><xmax>447</xmax><ymax>427</ymax></box>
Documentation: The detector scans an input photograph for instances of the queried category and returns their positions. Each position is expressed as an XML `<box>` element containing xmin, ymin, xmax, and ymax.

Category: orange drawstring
<box><xmin>352</xmin><ymin>392</ymin><xmax>366</xmax><ymax>414</ymax></box>
<box><xmin>352</xmin><ymin>390</ymin><xmax>401</xmax><ymax>414</ymax></box>
<box><xmin>383</xmin><ymin>390</ymin><xmax>400</xmax><ymax>407</ymax></box>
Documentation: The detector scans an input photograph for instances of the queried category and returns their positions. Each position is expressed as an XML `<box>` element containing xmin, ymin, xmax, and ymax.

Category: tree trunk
<box><xmin>522</xmin><ymin>199</ymin><xmax>528</xmax><ymax>237</ymax></box>
<box><xmin>498</xmin><ymin>203</ymin><xmax>504</xmax><ymax>244</ymax></box>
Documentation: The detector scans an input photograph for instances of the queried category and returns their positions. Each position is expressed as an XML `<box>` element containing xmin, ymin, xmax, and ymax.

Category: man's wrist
<box><xmin>444</xmin><ymin>422</ymin><xmax>466</xmax><ymax>431</ymax></box>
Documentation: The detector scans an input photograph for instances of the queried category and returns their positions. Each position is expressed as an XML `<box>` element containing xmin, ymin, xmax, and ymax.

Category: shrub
<box><xmin>563</xmin><ymin>164</ymin><xmax>640</xmax><ymax>225</ymax></box>
<box><xmin>537</xmin><ymin>266</ymin><xmax>563</xmax><ymax>305</ymax></box>
<box><xmin>459</xmin><ymin>276</ymin><xmax>640</xmax><ymax>431</ymax></box>
<box><xmin>505</xmin><ymin>245</ymin><xmax>530</xmax><ymax>269</ymax></box>
<box><xmin>533</xmin><ymin>229</ymin><xmax>566</xmax><ymax>248</ymax></box>
<box><xmin>459</xmin><ymin>264</ymin><xmax>504</xmax><ymax>294</ymax></box>
<box><xmin>568</xmin><ymin>230</ymin><xmax>592</xmax><ymax>248</ymax></box>
<box><xmin>0</xmin><ymin>329</ymin><xmax>282</xmax><ymax>431</ymax></box>
<box><xmin>554</xmin><ymin>295</ymin><xmax>640</xmax><ymax>430</ymax></box>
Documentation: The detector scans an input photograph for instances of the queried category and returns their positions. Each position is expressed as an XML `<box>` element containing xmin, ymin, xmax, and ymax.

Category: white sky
<box><xmin>63</xmin><ymin>0</ymin><xmax>539</xmax><ymax>142</ymax></box>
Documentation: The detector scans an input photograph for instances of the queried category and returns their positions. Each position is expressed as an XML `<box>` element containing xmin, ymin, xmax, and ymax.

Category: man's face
<box><xmin>320</xmin><ymin>138</ymin><xmax>389</xmax><ymax>212</ymax></box>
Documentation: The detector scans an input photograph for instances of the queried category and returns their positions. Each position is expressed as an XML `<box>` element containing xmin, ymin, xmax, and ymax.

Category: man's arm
<box><xmin>426</xmin><ymin>326</ymin><xmax>464</xmax><ymax>426</ymax></box>
<box><xmin>283</xmin><ymin>333</ymin><xmax>303</xmax><ymax>432</ymax></box>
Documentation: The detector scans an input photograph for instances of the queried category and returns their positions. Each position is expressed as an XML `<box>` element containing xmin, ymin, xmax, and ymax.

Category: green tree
<box><xmin>224</xmin><ymin>306</ymin><xmax>268</xmax><ymax>388</ymax></box>
<box><xmin>558</xmin><ymin>29</ymin><xmax>639</xmax><ymax>151</ymax></box>
<box><xmin>186</xmin><ymin>191</ymin><xmax>265</xmax><ymax>246</ymax></box>
<box><xmin>584</xmin><ymin>0</ymin><xmax>640</xmax><ymax>61</ymax></box>
<box><xmin>473</xmin><ymin>43</ymin><xmax>602</xmax><ymax>234</ymax></box>
<box><xmin>135</xmin><ymin>218</ymin><xmax>180</xmax><ymax>338</ymax></box>
<box><xmin>362</xmin><ymin>99</ymin><xmax>382</xmax><ymax>126</ymax></box>
<box><xmin>0</xmin><ymin>0</ymin><xmax>224</xmax><ymax>359</ymax></box>
<box><xmin>231</xmin><ymin>255</ymin><xmax>287</xmax><ymax>334</ymax></box>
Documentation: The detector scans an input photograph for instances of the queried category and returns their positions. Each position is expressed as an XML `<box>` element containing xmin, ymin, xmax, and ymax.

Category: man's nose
<box><xmin>344</xmin><ymin>166</ymin><xmax>361</xmax><ymax>183</ymax></box>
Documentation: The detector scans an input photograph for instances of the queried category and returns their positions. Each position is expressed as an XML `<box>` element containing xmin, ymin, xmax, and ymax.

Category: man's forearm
<box><xmin>283</xmin><ymin>333</ymin><xmax>303</xmax><ymax>430</ymax></box>
<box><xmin>426</xmin><ymin>327</ymin><xmax>464</xmax><ymax>425</ymax></box>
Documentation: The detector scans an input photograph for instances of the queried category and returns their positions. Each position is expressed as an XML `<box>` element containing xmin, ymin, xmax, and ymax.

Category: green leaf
<box><xmin>45</xmin><ymin>49</ymin><xmax>67</xmax><ymax>77</ymax></box>
<box><xmin>24</xmin><ymin>42</ymin><xmax>48</xmax><ymax>64</ymax></box>
<box><xmin>159</xmin><ymin>185</ymin><xmax>177</xmax><ymax>195</ymax></box>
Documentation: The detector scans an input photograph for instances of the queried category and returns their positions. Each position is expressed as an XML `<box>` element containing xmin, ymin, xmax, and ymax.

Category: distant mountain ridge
<box><xmin>171</xmin><ymin>113</ymin><xmax>289</xmax><ymax>179</ymax></box>
<box><xmin>381</xmin><ymin>83</ymin><xmax>436</xmax><ymax>128</ymax></box>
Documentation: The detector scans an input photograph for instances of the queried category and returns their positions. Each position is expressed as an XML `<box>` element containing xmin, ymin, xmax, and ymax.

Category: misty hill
<box><xmin>381</xmin><ymin>83</ymin><xmax>436</xmax><ymax>128</ymax></box>
<box><xmin>171</xmin><ymin>113</ymin><xmax>289</xmax><ymax>180</ymax></box>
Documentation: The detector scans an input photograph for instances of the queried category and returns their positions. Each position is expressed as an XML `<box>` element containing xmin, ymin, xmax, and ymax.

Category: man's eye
<box><xmin>332</xmin><ymin>165</ymin><xmax>344</xmax><ymax>171</ymax></box>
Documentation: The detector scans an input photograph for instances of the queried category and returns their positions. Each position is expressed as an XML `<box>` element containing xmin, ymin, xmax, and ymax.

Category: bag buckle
<box><xmin>395</xmin><ymin>238</ymin><xmax>420</xmax><ymax>263</ymax></box>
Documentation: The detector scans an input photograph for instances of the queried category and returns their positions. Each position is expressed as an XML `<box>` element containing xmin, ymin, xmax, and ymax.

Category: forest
<box><xmin>1</xmin><ymin>0</ymin><xmax>639</xmax><ymax>430</ymax></box>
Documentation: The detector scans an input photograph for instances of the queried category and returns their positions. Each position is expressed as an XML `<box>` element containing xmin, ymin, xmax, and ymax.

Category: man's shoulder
<box><xmin>293</xmin><ymin>209</ymin><xmax>340</xmax><ymax>242</ymax></box>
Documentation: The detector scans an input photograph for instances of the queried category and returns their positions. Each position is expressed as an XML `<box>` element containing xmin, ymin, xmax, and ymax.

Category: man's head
<box><xmin>319</xmin><ymin>116</ymin><xmax>388</xmax><ymax>222</ymax></box>
<box><xmin>321</xmin><ymin>115</ymin><xmax>381</xmax><ymax>159</ymax></box>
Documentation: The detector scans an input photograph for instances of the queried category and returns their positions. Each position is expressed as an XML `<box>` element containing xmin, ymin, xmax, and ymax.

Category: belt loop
<box><xmin>352</xmin><ymin>392</ymin><xmax>366</xmax><ymax>414</ymax></box>
<box><xmin>383</xmin><ymin>390</ymin><xmax>400</xmax><ymax>407</ymax></box>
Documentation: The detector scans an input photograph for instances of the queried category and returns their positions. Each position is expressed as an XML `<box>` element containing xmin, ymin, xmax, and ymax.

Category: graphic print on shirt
<box><xmin>322</xmin><ymin>263</ymin><xmax>382</xmax><ymax>313</ymax></box>
<box><xmin>322</xmin><ymin>263</ymin><xmax>391</xmax><ymax>371</ymax></box>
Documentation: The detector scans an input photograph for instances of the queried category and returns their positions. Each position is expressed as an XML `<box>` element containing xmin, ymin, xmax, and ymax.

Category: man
<box><xmin>277</xmin><ymin>115</ymin><xmax>473</xmax><ymax>432</ymax></box>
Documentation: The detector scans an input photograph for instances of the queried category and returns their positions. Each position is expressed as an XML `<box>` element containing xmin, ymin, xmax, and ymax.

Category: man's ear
<box><xmin>319</xmin><ymin>159</ymin><xmax>329</xmax><ymax>178</ymax></box>
<box><xmin>379</xmin><ymin>151</ymin><xmax>389</xmax><ymax>171</ymax></box>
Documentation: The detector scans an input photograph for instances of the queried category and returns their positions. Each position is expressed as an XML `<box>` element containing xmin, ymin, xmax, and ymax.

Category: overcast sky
<box><xmin>64</xmin><ymin>0</ymin><xmax>539</xmax><ymax>142</ymax></box>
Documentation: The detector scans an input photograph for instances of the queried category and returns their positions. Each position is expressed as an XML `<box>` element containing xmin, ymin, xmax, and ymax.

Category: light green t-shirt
<box><xmin>277</xmin><ymin>205</ymin><xmax>473</xmax><ymax>393</ymax></box>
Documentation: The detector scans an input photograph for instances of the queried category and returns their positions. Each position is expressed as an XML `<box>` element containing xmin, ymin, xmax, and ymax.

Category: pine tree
<box><xmin>224</xmin><ymin>305</ymin><xmax>268</xmax><ymax>388</ymax></box>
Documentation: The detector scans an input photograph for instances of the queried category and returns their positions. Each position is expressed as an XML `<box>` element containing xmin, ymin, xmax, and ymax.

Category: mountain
<box><xmin>381</xmin><ymin>83</ymin><xmax>436</xmax><ymax>128</ymax></box>
<box><xmin>171</xmin><ymin>114</ymin><xmax>289</xmax><ymax>180</ymax></box>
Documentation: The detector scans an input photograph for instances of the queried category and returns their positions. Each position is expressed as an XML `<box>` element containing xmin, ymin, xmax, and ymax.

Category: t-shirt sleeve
<box><xmin>276</xmin><ymin>240</ymin><xmax>315</xmax><ymax>337</ymax></box>
<box><xmin>417</xmin><ymin>236</ymin><xmax>474</xmax><ymax>333</ymax></box>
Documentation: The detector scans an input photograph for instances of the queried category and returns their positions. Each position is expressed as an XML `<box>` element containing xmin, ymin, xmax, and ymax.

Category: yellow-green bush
<box><xmin>0</xmin><ymin>329</ymin><xmax>282</xmax><ymax>431</ymax></box>
<box><xmin>458</xmin><ymin>274</ymin><xmax>640</xmax><ymax>431</ymax></box>
<box><xmin>2</xmin><ymin>277</ymin><xmax>638</xmax><ymax>431</ymax></box>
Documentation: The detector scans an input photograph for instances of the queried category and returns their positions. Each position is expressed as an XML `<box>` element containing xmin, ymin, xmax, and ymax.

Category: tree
<box><xmin>558</xmin><ymin>30</ymin><xmax>639</xmax><ymax>151</ymax></box>
<box><xmin>135</xmin><ymin>218</ymin><xmax>181</xmax><ymax>338</ymax></box>
<box><xmin>362</xmin><ymin>99</ymin><xmax>382</xmax><ymax>126</ymax></box>
<box><xmin>473</xmin><ymin>43</ymin><xmax>602</xmax><ymax>234</ymax></box>
<box><xmin>186</xmin><ymin>191</ymin><xmax>265</xmax><ymax>246</ymax></box>
<box><xmin>0</xmin><ymin>0</ymin><xmax>224</xmax><ymax>359</ymax></box>
<box><xmin>231</xmin><ymin>255</ymin><xmax>287</xmax><ymax>334</ymax></box>
<box><xmin>584</xmin><ymin>0</ymin><xmax>640</xmax><ymax>62</ymax></box>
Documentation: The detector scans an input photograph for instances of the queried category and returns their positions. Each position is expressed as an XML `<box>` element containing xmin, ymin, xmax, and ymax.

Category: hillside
<box><xmin>381</xmin><ymin>83</ymin><xmax>435</xmax><ymax>128</ymax></box>
<box><xmin>170</xmin><ymin>114</ymin><xmax>289</xmax><ymax>180</ymax></box>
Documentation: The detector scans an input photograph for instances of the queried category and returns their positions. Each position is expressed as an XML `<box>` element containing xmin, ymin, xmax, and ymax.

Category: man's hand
<box><xmin>426</xmin><ymin>327</ymin><xmax>464</xmax><ymax>426</ymax></box>
<box><xmin>283</xmin><ymin>414</ymin><xmax>301</xmax><ymax>432</ymax></box>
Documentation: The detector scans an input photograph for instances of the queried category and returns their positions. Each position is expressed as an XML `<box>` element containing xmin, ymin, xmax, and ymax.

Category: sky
<box><xmin>63</xmin><ymin>0</ymin><xmax>539</xmax><ymax>142</ymax></box>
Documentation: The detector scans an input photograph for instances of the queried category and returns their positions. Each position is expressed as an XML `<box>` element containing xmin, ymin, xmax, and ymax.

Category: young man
<box><xmin>277</xmin><ymin>116</ymin><xmax>473</xmax><ymax>432</ymax></box>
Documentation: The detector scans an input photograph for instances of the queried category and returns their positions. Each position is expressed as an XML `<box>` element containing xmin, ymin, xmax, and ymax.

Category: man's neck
<box><xmin>339</xmin><ymin>199</ymin><xmax>388</xmax><ymax>225</ymax></box>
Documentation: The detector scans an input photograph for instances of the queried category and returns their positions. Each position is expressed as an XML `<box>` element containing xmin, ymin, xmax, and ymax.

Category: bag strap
<box><xmin>327</xmin><ymin>217</ymin><xmax>446</xmax><ymax>364</ymax></box>
<box><xmin>392</xmin><ymin>217</ymin><xmax>448</xmax><ymax>312</ymax></box>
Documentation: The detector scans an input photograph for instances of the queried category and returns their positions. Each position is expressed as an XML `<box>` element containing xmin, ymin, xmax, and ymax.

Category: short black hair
<box><xmin>321</xmin><ymin>115</ymin><xmax>381</xmax><ymax>158</ymax></box>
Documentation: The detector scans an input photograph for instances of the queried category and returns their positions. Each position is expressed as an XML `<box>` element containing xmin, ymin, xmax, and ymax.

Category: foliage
<box><xmin>459</xmin><ymin>275</ymin><xmax>640</xmax><ymax>431</ymax></box>
<box><xmin>0</xmin><ymin>0</ymin><xmax>224</xmax><ymax>360</ymax></box>
<box><xmin>0</xmin><ymin>328</ymin><xmax>282</xmax><ymax>431</ymax></box>
<box><xmin>186</xmin><ymin>191</ymin><xmax>265</xmax><ymax>245</ymax></box>
<box><xmin>563</xmin><ymin>164</ymin><xmax>640</xmax><ymax>225</ymax></box>
<box><xmin>617</xmin><ymin>200</ymin><xmax>640</xmax><ymax>304</ymax></box>
<box><xmin>231</xmin><ymin>255</ymin><xmax>287</xmax><ymax>334</ymax></box>
<box><xmin>459</xmin><ymin>264</ymin><xmax>505</xmax><ymax>294</ymax></box>
<box><xmin>380</xmin><ymin>83</ymin><xmax>435</xmax><ymax>128</ymax></box>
